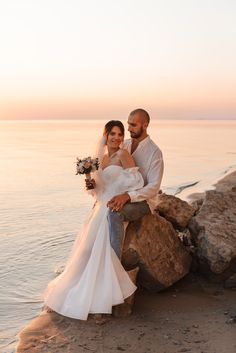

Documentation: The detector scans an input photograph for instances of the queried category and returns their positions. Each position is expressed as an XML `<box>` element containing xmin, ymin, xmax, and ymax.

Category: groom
<box><xmin>107</xmin><ymin>108</ymin><xmax>164</xmax><ymax>258</ymax></box>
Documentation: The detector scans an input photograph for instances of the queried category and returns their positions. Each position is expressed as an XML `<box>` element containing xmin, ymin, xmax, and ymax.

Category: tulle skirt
<box><xmin>43</xmin><ymin>201</ymin><xmax>137</xmax><ymax>320</ymax></box>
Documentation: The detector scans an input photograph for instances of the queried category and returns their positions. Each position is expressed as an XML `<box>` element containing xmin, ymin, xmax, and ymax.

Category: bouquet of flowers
<box><xmin>76</xmin><ymin>157</ymin><xmax>99</xmax><ymax>189</ymax></box>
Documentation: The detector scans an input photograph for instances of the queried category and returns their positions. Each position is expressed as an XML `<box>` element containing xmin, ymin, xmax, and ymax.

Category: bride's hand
<box><xmin>85</xmin><ymin>178</ymin><xmax>96</xmax><ymax>189</ymax></box>
<box><xmin>107</xmin><ymin>193</ymin><xmax>130</xmax><ymax>211</ymax></box>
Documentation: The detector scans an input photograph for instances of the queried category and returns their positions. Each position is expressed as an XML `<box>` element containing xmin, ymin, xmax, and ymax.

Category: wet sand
<box><xmin>16</xmin><ymin>274</ymin><xmax>236</xmax><ymax>353</ymax></box>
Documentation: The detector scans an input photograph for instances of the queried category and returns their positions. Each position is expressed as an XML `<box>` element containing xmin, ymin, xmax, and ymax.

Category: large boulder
<box><xmin>156</xmin><ymin>193</ymin><xmax>195</xmax><ymax>229</ymax></box>
<box><xmin>121</xmin><ymin>213</ymin><xmax>192</xmax><ymax>291</ymax></box>
<box><xmin>189</xmin><ymin>187</ymin><xmax>236</xmax><ymax>276</ymax></box>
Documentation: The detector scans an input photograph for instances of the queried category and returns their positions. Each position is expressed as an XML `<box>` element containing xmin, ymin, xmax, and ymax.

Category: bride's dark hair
<box><xmin>104</xmin><ymin>120</ymin><xmax>125</xmax><ymax>137</ymax></box>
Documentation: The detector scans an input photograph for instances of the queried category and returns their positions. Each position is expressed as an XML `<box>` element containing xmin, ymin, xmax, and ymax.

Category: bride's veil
<box><xmin>92</xmin><ymin>136</ymin><xmax>106</xmax><ymax>194</ymax></box>
<box><xmin>63</xmin><ymin>136</ymin><xmax>107</xmax><ymax>270</ymax></box>
<box><xmin>92</xmin><ymin>136</ymin><xmax>106</xmax><ymax>162</ymax></box>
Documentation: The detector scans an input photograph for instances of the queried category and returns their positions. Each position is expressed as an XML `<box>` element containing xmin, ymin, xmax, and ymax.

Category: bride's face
<box><xmin>106</xmin><ymin>126</ymin><xmax>124</xmax><ymax>149</ymax></box>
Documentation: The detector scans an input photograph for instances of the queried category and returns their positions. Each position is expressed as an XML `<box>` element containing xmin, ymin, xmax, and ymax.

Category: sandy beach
<box><xmin>16</xmin><ymin>172</ymin><xmax>236</xmax><ymax>353</ymax></box>
<box><xmin>16</xmin><ymin>274</ymin><xmax>236</xmax><ymax>353</ymax></box>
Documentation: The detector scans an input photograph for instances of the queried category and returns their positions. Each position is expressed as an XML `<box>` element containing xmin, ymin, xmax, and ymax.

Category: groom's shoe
<box><xmin>112</xmin><ymin>302</ymin><xmax>132</xmax><ymax>318</ymax></box>
<box><xmin>88</xmin><ymin>314</ymin><xmax>111</xmax><ymax>325</ymax></box>
<box><xmin>126</xmin><ymin>266</ymin><xmax>139</xmax><ymax>305</ymax></box>
<box><xmin>112</xmin><ymin>266</ymin><xmax>139</xmax><ymax>318</ymax></box>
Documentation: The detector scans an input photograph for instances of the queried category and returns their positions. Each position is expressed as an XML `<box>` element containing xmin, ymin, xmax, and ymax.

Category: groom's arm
<box><xmin>127</xmin><ymin>152</ymin><xmax>164</xmax><ymax>203</ymax></box>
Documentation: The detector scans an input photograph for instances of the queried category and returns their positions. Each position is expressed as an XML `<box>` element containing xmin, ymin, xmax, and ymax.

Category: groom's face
<box><xmin>127</xmin><ymin>114</ymin><xmax>144</xmax><ymax>139</ymax></box>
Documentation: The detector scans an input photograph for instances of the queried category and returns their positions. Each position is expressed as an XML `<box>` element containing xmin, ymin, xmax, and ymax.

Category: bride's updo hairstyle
<box><xmin>103</xmin><ymin>120</ymin><xmax>125</xmax><ymax>143</ymax></box>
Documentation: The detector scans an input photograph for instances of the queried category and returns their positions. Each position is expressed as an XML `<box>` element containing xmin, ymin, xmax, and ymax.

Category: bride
<box><xmin>43</xmin><ymin>120</ymin><xmax>144</xmax><ymax>320</ymax></box>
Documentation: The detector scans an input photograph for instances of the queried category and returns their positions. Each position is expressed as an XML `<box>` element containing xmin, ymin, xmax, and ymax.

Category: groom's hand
<box><xmin>107</xmin><ymin>193</ymin><xmax>131</xmax><ymax>212</ymax></box>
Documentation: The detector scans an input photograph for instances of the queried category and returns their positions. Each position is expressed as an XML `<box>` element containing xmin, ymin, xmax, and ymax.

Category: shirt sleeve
<box><xmin>127</xmin><ymin>151</ymin><xmax>164</xmax><ymax>203</ymax></box>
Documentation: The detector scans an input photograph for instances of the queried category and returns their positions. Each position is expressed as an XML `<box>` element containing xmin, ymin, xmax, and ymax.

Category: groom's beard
<box><xmin>130</xmin><ymin>127</ymin><xmax>144</xmax><ymax>139</ymax></box>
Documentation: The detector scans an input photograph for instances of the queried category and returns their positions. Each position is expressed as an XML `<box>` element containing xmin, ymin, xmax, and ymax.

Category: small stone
<box><xmin>213</xmin><ymin>290</ymin><xmax>224</xmax><ymax>296</ymax></box>
<box><xmin>224</xmin><ymin>273</ymin><xmax>236</xmax><ymax>289</ymax></box>
<box><xmin>226</xmin><ymin>316</ymin><xmax>236</xmax><ymax>324</ymax></box>
<box><xmin>182</xmin><ymin>328</ymin><xmax>190</xmax><ymax>333</ymax></box>
<box><xmin>58</xmin><ymin>342</ymin><xmax>68</xmax><ymax>348</ymax></box>
<box><xmin>173</xmin><ymin>341</ymin><xmax>181</xmax><ymax>345</ymax></box>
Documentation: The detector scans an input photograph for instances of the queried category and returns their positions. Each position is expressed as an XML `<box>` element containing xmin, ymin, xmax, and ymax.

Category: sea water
<box><xmin>0</xmin><ymin>119</ymin><xmax>236</xmax><ymax>352</ymax></box>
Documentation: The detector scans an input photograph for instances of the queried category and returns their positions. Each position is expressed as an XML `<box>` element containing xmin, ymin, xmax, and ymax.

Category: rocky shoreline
<box><xmin>16</xmin><ymin>171</ymin><xmax>236</xmax><ymax>353</ymax></box>
<box><xmin>121</xmin><ymin>170</ymin><xmax>236</xmax><ymax>291</ymax></box>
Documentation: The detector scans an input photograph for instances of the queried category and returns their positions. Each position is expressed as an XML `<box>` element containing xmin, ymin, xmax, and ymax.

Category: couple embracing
<box><xmin>43</xmin><ymin>108</ymin><xmax>164</xmax><ymax>320</ymax></box>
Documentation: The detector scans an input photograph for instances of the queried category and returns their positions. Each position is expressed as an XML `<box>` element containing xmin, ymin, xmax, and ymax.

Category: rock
<box><xmin>155</xmin><ymin>193</ymin><xmax>195</xmax><ymax>229</ymax></box>
<box><xmin>214</xmin><ymin>171</ymin><xmax>236</xmax><ymax>193</ymax></box>
<box><xmin>190</xmin><ymin>197</ymin><xmax>204</xmax><ymax>213</ymax></box>
<box><xmin>189</xmin><ymin>187</ymin><xmax>236</xmax><ymax>276</ymax></box>
<box><xmin>122</xmin><ymin>213</ymin><xmax>192</xmax><ymax>291</ymax></box>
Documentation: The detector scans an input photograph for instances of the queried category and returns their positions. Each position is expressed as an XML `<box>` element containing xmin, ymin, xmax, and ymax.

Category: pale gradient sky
<box><xmin>0</xmin><ymin>0</ymin><xmax>236</xmax><ymax>119</ymax></box>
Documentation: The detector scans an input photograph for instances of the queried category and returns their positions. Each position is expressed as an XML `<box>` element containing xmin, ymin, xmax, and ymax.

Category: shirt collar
<box><xmin>132</xmin><ymin>135</ymin><xmax>150</xmax><ymax>152</ymax></box>
<box><xmin>138</xmin><ymin>135</ymin><xmax>150</xmax><ymax>147</ymax></box>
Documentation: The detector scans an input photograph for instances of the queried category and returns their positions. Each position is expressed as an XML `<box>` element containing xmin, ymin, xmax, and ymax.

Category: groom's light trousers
<box><xmin>107</xmin><ymin>201</ymin><xmax>151</xmax><ymax>258</ymax></box>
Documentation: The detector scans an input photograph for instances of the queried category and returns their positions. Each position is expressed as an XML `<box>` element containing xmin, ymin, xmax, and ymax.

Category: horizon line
<box><xmin>1</xmin><ymin>117</ymin><xmax>236</xmax><ymax>122</ymax></box>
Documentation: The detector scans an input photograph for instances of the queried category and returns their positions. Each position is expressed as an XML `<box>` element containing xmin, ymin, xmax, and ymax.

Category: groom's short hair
<box><xmin>129</xmin><ymin>108</ymin><xmax>150</xmax><ymax>124</ymax></box>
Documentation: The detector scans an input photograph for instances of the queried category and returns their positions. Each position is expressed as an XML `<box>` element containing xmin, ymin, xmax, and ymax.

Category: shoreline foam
<box><xmin>177</xmin><ymin>165</ymin><xmax>236</xmax><ymax>202</ymax></box>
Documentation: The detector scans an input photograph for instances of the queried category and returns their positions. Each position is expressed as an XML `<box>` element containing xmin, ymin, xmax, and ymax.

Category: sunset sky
<box><xmin>1</xmin><ymin>0</ymin><xmax>236</xmax><ymax>120</ymax></box>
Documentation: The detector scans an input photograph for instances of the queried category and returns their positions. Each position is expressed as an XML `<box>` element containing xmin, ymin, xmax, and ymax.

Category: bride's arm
<box><xmin>119</xmin><ymin>149</ymin><xmax>136</xmax><ymax>169</ymax></box>
<box><xmin>107</xmin><ymin>150</ymin><xmax>144</xmax><ymax>211</ymax></box>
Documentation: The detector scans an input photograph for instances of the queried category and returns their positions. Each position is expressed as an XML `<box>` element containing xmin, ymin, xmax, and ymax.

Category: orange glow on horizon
<box><xmin>1</xmin><ymin>92</ymin><xmax>236</xmax><ymax>120</ymax></box>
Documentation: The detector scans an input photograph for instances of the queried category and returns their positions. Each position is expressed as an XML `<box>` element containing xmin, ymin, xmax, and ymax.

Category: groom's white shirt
<box><xmin>123</xmin><ymin>136</ymin><xmax>164</xmax><ymax>213</ymax></box>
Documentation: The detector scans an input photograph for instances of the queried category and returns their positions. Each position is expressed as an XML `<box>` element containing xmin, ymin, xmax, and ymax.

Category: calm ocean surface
<box><xmin>0</xmin><ymin>119</ymin><xmax>236</xmax><ymax>352</ymax></box>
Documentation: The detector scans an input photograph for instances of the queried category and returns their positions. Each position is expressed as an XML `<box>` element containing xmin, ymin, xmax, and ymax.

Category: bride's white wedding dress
<box><xmin>43</xmin><ymin>165</ymin><xmax>144</xmax><ymax>320</ymax></box>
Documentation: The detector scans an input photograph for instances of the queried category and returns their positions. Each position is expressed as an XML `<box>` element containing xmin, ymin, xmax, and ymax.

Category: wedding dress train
<box><xmin>43</xmin><ymin>165</ymin><xmax>144</xmax><ymax>320</ymax></box>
